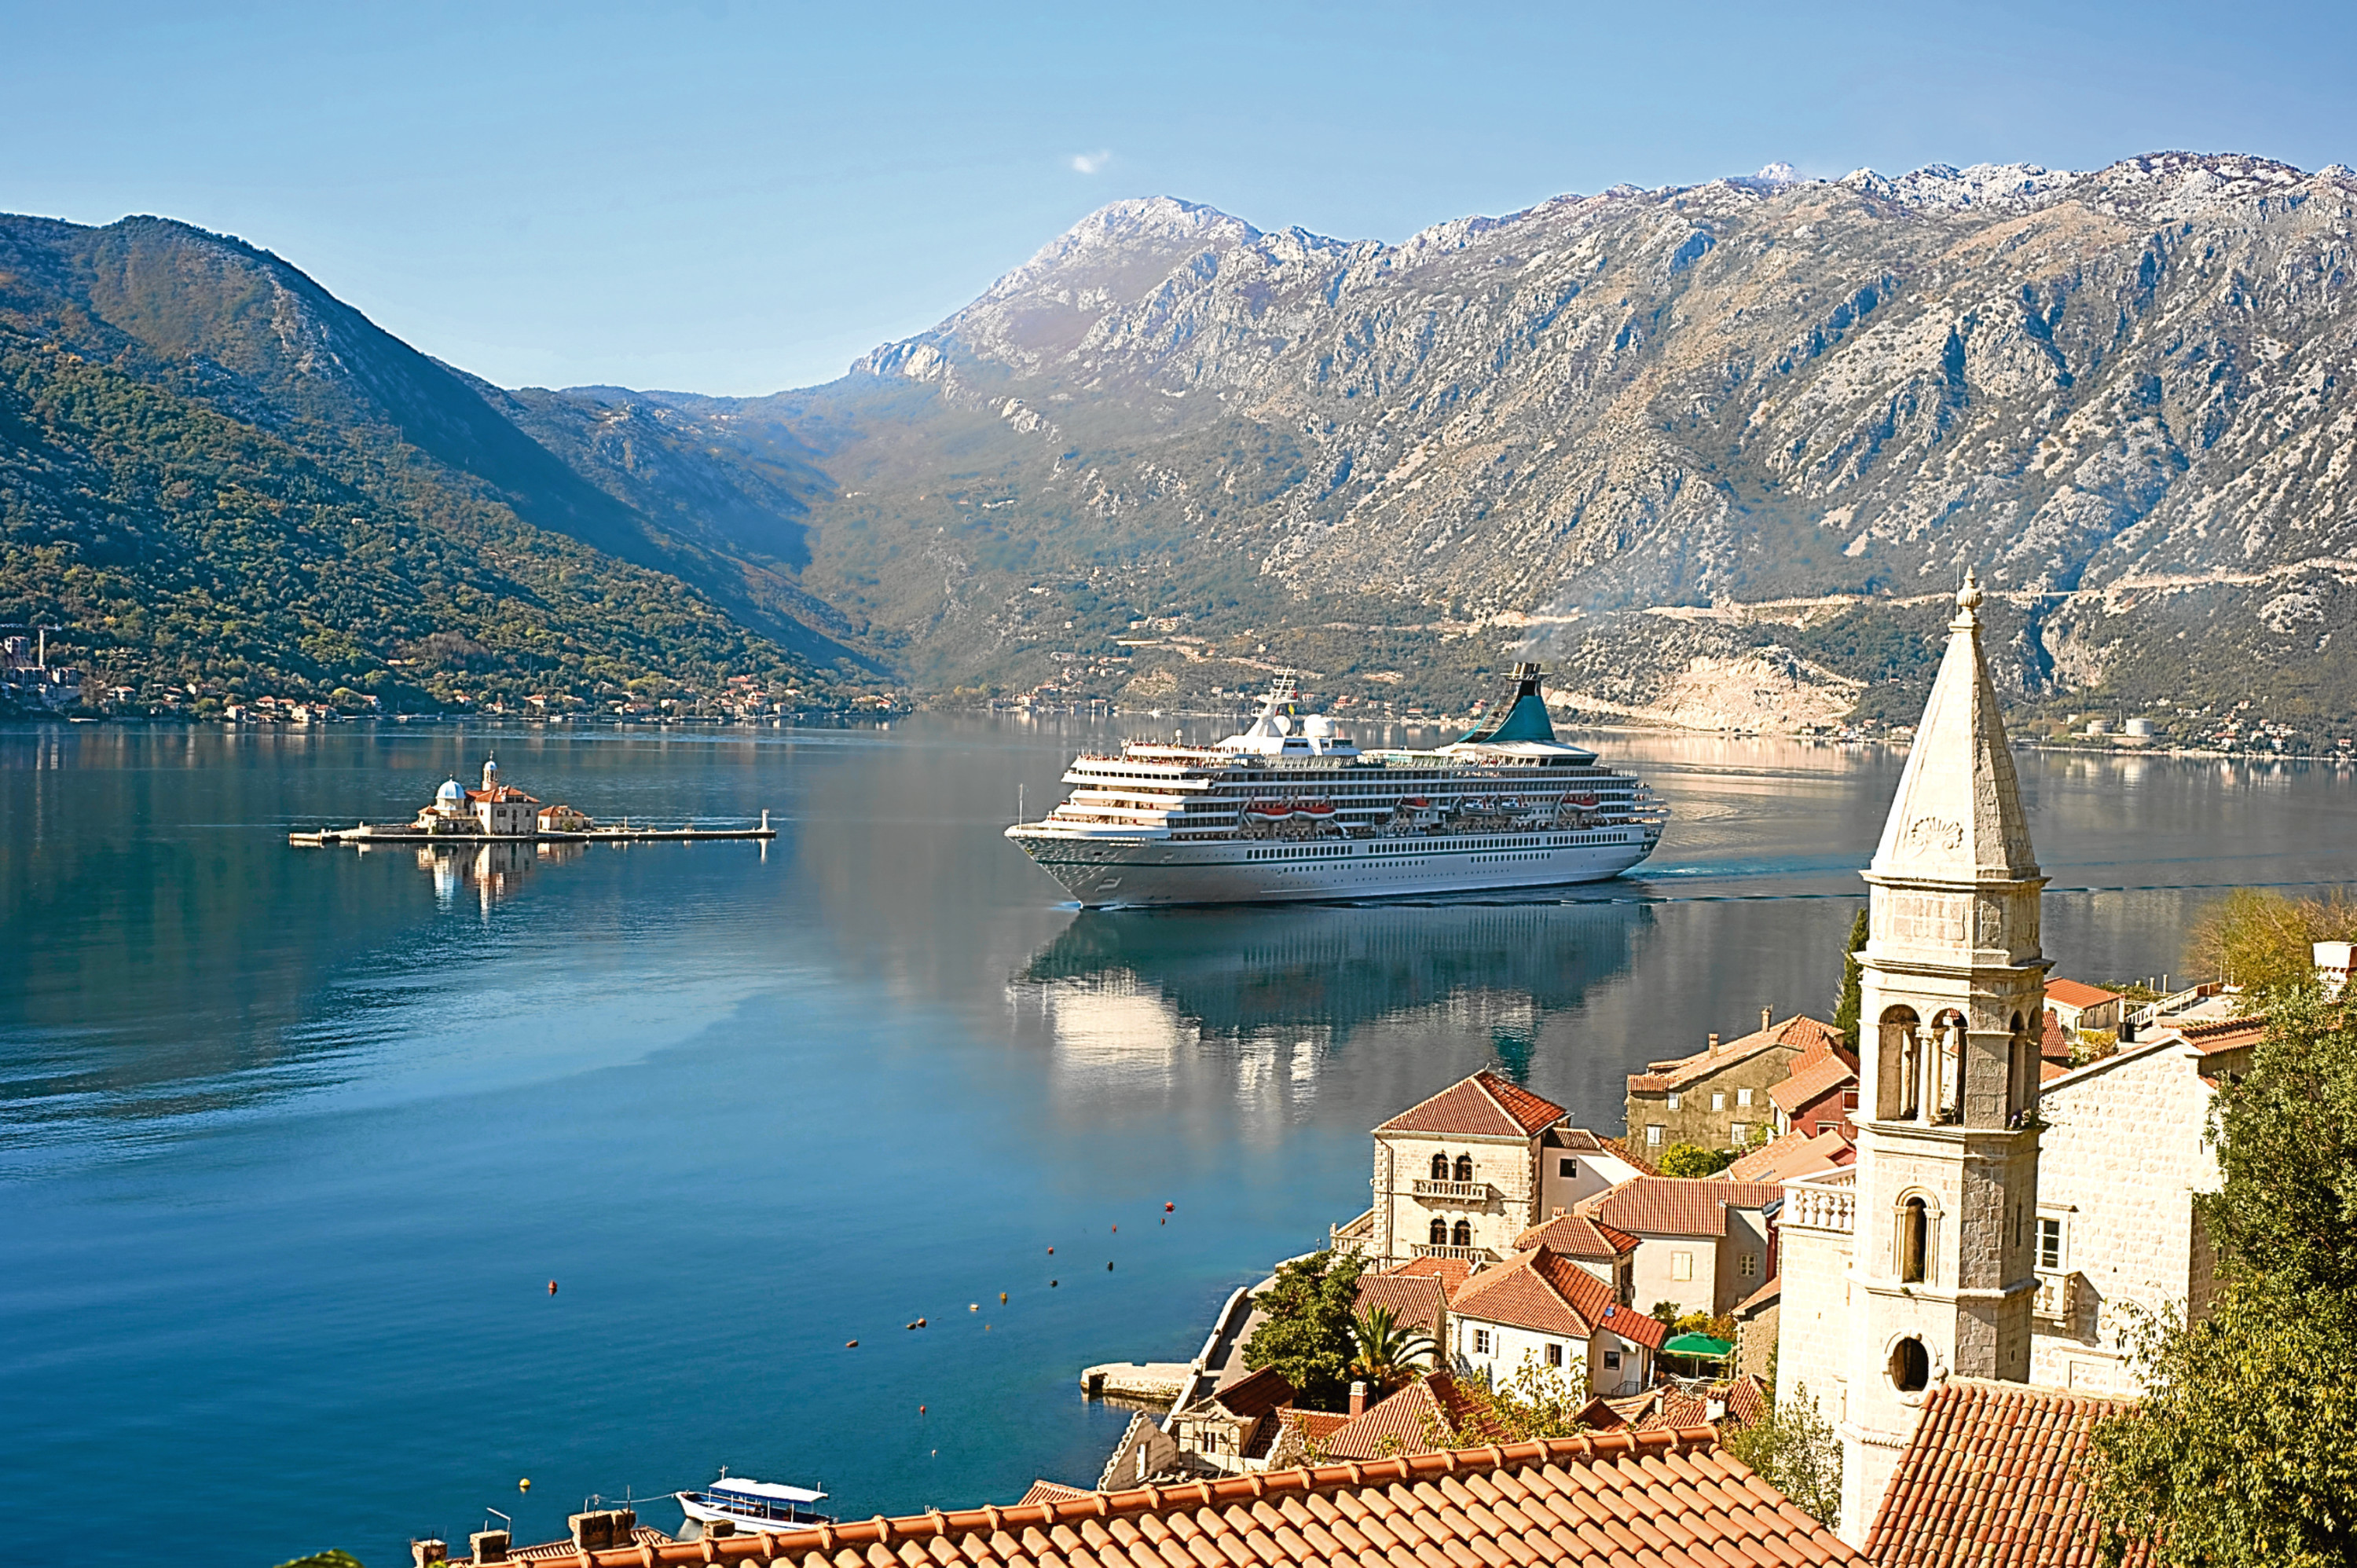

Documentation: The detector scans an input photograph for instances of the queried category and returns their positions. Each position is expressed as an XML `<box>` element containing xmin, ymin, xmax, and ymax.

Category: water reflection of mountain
<box><xmin>1018</xmin><ymin>900</ymin><xmax>1654</xmax><ymax>1046</ymax></box>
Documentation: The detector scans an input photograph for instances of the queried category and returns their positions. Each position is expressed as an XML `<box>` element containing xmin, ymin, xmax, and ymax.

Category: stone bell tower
<box><xmin>1838</xmin><ymin>573</ymin><xmax>2050</xmax><ymax>1541</ymax></box>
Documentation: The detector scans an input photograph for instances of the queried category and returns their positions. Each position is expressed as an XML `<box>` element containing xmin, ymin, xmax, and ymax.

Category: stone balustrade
<box><xmin>1410</xmin><ymin>1178</ymin><xmax>1496</xmax><ymax>1202</ymax></box>
<box><xmin>1783</xmin><ymin>1176</ymin><xmax>1857</xmax><ymax>1234</ymax></box>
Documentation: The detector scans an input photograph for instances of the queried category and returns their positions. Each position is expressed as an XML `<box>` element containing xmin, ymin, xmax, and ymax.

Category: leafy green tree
<box><xmin>1659</xmin><ymin>1142</ymin><xmax>1738</xmax><ymax>1178</ymax></box>
<box><xmin>1721</xmin><ymin>1382</ymin><xmax>1842</xmax><ymax>1529</ymax></box>
<box><xmin>273</xmin><ymin>1553</ymin><xmax>364</xmax><ymax>1568</ymax></box>
<box><xmin>1241</xmin><ymin>1249</ymin><xmax>1366</xmax><ymax>1409</ymax></box>
<box><xmin>2181</xmin><ymin>888</ymin><xmax>2357</xmax><ymax>998</ymax></box>
<box><xmin>1347</xmin><ymin>1303</ymin><xmax>1435</xmax><ymax>1394</ymax></box>
<box><xmin>1834</xmin><ymin>907</ymin><xmax>1869</xmax><ymax>1050</ymax></box>
<box><xmin>2088</xmin><ymin>987</ymin><xmax>2357</xmax><ymax>1564</ymax></box>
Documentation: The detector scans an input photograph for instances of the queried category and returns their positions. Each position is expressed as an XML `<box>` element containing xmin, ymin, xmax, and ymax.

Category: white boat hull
<box><xmin>1006</xmin><ymin>824</ymin><xmax>1658</xmax><ymax>907</ymax></box>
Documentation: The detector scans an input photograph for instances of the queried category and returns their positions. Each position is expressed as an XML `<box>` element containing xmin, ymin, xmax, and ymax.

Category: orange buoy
<box><xmin>999</xmin><ymin>1292</ymin><xmax>1008</xmax><ymax>1303</ymax></box>
<box><xmin>1111</xmin><ymin>1225</ymin><xmax>1117</xmax><ymax>1233</ymax></box>
<box><xmin>919</xmin><ymin>1405</ymin><xmax>927</xmax><ymax>1416</ymax></box>
<box><xmin>1047</xmin><ymin>1247</ymin><xmax>1054</xmax><ymax>1255</ymax></box>
<box><xmin>519</xmin><ymin>1479</ymin><xmax>532</xmax><ymax>1493</ymax></box>
<box><xmin>846</xmin><ymin>1340</ymin><xmax>859</xmax><ymax>1348</ymax></box>
<box><xmin>547</xmin><ymin>1281</ymin><xmax>558</xmax><ymax>1295</ymax></box>
<box><xmin>1164</xmin><ymin>1202</ymin><xmax>1175</xmax><ymax>1212</ymax></box>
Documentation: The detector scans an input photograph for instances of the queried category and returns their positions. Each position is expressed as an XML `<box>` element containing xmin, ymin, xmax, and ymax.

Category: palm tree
<box><xmin>1348</xmin><ymin>1304</ymin><xmax>1437</xmax><ymax>1394</ymax></box>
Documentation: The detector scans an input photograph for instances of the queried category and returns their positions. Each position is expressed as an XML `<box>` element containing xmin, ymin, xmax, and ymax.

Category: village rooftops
<box><xmin>1450</xmin><ymin>1245</ymin><xmax>1669</xmax><ymax>1350</ymax></box>
<box><xmin>1354</xmin><ymin>1270</ymin><xmax>1449</xmax><ymax>1339</ymax></box>
<box><xmin>1575</xmin><ymin>1176</ymin><xmax>1786</xmax><ymax>1236</ymax></box>
<box><xmin>2044</xmin><ymin>978</ymin><xmax>2122</xmax><ymax>1009</ymax></box>
<box><xmin>1375</xmin><ymin>1070</ymin><xmax>1567</xmax><ymax>1138</ymax></box>
<box><xmin>1626</xmin><ymin>1014</ymin><xmax>1843</xmax><ymax>1094</ymax></box>
<box><xmin>1864</xmin><ymin>1378</ymin><xmax>2145</xmax><ymax>1568</ymax></box>
<box><xmin>458</xmin><ymin>1430</ymin><xmax>1861</xmax><ymax>1568</ymax></box>
<box><xmin>1727</xmin><ymin>1127</ymin><xmax>1853</xmax><ymax>1184</ymax></box>
<box><xmin>1318</xmin><ymin>1370</ymin><xmax>1496</xmax><ymax>1460</ymax></box>
<box><xmin>1769</xmin><ymin>1051</ymin><xmax>1858</xmax><ymax>1116</ymax></box>
<box><xmin>1512</xmin><ymin>1211</ymin><xmax>1640</xmax><ymax>1260</ymax></box>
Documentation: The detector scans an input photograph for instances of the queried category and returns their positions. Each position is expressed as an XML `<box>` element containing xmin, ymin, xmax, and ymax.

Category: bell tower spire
<box><xmin>1837</xmin><ymin>571</ymin><xmax>2050</xmax><ymax>1542</ymax></box>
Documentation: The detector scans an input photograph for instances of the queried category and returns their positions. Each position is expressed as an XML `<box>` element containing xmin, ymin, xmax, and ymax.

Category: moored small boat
<box><xmin>676</xmin><ymin>1476</ymin><xmax>834</xmax><ymax>1535</ymax></box>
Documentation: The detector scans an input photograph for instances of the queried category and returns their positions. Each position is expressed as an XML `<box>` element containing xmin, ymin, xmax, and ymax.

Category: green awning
<box><xmin>1662</xmin><ymin>1333</ymin><xmax>1734</xmax><ymax>1357</ymax></box>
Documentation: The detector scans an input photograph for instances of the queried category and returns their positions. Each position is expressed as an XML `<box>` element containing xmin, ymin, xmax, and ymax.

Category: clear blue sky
<box><xmin>6</xmin><ymin>0</ymin><xmax>2353</xmax><ymax>395</ymax></box>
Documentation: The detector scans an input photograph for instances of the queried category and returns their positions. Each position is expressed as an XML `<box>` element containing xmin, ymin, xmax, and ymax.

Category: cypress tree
<box><xmin>1833</xmin><ymin>908</ymin><xmax>1868</xmax><ymax>1052</ymax></box>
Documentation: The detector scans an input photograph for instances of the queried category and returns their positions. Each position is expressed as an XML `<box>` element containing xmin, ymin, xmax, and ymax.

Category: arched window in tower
<box><xmin>1932</xmin><ymin>1009</ymin><xmax>1967</xmax><ymax>1124</ymax></box>
<box><xmin>1429</xmin><ymin>1218</ymin><xmax>1449</xmax><ymax>1247</ymax></box>
<box><xmin>1451</xmin><ymin>1219</ymin><xmax>1472</xmax><ymax>1248</ymax></box>
<box><xmin>1453</xmin><ymin>1154</ymin><xmax>1475</xmax><ymax>1184</ymax></box>
<box><xmin>1887</xmin><ymin>1335</ymin><xmax>1931</xmax><ymax>1394</ymax></box>
<box><xmin>1900</xmin><ymin>1196</ymin><xmax>1930</xmax><ymax>1283</ymax></box>
<box><xmin>1879</xmin><ymin>1006</ymin><xmax>1922</xmax><ymax>1119</ymax></box>
<box><xmin>1431</xmin><ymin>1152</ymin><xmax>1450</xmax><ymax>1182</ymax></box>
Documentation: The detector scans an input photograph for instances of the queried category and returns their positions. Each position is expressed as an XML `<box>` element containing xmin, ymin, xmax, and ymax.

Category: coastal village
<box><xmin>402</xmin><ymin>576</ymin><xmax>2356</xmax><ymax>1566</ymax></box>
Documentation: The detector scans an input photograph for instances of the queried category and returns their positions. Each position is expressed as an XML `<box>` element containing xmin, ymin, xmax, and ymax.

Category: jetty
<box><xmin>286</xmin><ymin>755</ymin><xmax>777</xmax><ymax>847</ymax></box>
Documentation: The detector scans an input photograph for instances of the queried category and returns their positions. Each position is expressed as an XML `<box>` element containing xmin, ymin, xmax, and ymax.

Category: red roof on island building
<box><xmin>1376</xmin><ymin>1070</ymin><xmax>1567</xmax><ymax>1138</ymax></box>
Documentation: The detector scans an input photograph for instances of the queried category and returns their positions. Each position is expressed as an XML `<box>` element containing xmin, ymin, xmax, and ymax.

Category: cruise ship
<box><xmin>1004</xmin><ymin>665</ymin><xmax>1666</xmax><ymax>907</ymax></box>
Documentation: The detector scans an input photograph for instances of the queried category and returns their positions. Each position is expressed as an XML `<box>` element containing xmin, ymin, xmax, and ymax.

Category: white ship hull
<box><xmin>1009</xmin><ymin>824</ymin><xmax>1655</xmax><ymax>907</ymax></box>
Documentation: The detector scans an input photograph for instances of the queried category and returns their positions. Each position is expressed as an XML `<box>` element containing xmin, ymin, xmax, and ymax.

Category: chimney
<box><xmin>469</xmin><ymin>1531</ymin><xmax>511</xmax><ymax>1564</ymax></box>
<box><xmin>1761</xmin><ymin>1006</ymin><xmax>1772</xmax><ymax>1033</ymax></box>
<box><xmin>1707</xmin><ymin>1033</ymin><xmax>1720</xmax><ymax>1054</ymax></box>
<box><xmin>410</xmin><ymin>1544</ymin><xmax>448</xmax><ymax>1568</ymax></box>
<box><xmin>1349</xmin><ymin>1380</ymin><xmax>1369</xmax><ymax>1417</ymax></box>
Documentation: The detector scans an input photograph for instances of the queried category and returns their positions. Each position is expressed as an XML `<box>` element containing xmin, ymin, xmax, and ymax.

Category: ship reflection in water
<box><xmin>385</xmin><ymin>838</ymin><xmax>588</xmax><ymax>912</ymax></box>
<box><xmin>1009</xmin><ymin>898</ymin><xmax>1655</xmax><ymax>1127</ymax></box>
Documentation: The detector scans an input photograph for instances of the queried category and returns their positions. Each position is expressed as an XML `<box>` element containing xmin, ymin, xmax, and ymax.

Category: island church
<box><xmin>1776</xmin><ymin>573</ymin><xmax>2064</xmax><ymax>1543</ymax></box>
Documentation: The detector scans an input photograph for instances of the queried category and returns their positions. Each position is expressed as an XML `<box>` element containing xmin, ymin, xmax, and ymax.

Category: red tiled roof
<box><xmin>1446</xmin><ymin>1247</ymin><xmax>1666</xmax><ymax>1351</ymax></box>
<box><xmin>1543</xmin><ymin>1126</ymin><xmax>1611</xmax><ymax>1152</ymax></box>
<box><xmin>509</xmin><ymin>1528</ymin><xmax>673</xmax><ymax>1560</ymax></box>
<box><xmin>1539</xmin><ymin>1251</ymin><xmax>1666</xmax><ymax>1351</ymax></box>
<box><xmin>2178</xmin><ymin>1017</ymin><xmax>2264</xmax><ymax>1056</ymax></box>
<box><xmin>1276</xmin><ymin>1407</ymin><xmax>1352</xmax><ymax>1444</ymax></box>
<box><xmin>1628</xmin><ymin>1015</ymin><xmax>1842</xmax><ymax>1094</ymax></box>
<box><xmin>1512</xmin><ymin>1212</ymin><xmax>1640</xmax><ymax>1259</ymax></box>
<box><xmin>1377</xmin><ymin>1071</ymin><xmax>1567</xmax><ymax>1138</ymax></box>
<box><xmin>2046</xmin><ymin>978</ymin><xmax>2122</xmax><ymax>1009</ymax></box>
<box><xmin>1577</xmin><ymin>1176</ymin><xmax>1785</xmax><ymax>1236</ymax></box>
<box><xmin>1389</xmin><ymin>1255</ymin><xmax>1472</xmax><ymax>1295</ymax></box>
<box><xmin>1014</xmin><ymin>1481</ymin><xmax>1093</xmax><ymax>1507</ymax></box>
<box><xmin>1734</xmin><ymin>1273</ymin><xmax>1781</xmax><ymax>1317</ymax></box>
<box><xmin>1199</xmin><ymin>1365</ymin><xmax>1296</xmax><ymax>1420</ymax></box>
<box><xmin>1769</xmin><ymin>1051</ymin><xmax>1858</xmax><ymax>1115</ymax></box>
<box><xmin>1866</xmin><ymin>1378</ymin><xmax>2145</xmax><ymax>1568</ymax></box>
<box><xmin>464</xmin><ymin>784</ymin><xmax>541</xmax><ymax>804</ymax></box>
<box><xmin>1355</xmin><ymin>1272</ymin><xmax>1448</xmax><ymax>1338</ymax></box>
<box><xmin>520</xmin><ymin>1429</ymin><xmax>1862</xmax><ymax>1568</ymax></box>
<box><xmin>1728</xmin><ymin>1127</ymin><xmax>1852</xmax><ymax>1184</ymax></box>
<box><xmin>1321</xmin><ymin>1370</ymin><xmax>1497</xmax><ymax>1459</ymax></box>
<box><xmin>2042</xmin><ymin>1009</ymin><xmax>2073</xmax><ymax>1064</ymax></box>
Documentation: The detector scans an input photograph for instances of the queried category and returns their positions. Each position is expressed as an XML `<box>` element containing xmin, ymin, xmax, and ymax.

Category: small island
<box><xmin>288</xmin><ymin>757</ymin><xmax>776</xmax><ymax>846</ymax></box>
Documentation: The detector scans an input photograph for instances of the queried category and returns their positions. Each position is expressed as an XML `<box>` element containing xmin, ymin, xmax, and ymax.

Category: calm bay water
<box><xmin>4</xmin><ymin>717</ymin><xmax>2353</xmax><ymax>1566</ymax></box>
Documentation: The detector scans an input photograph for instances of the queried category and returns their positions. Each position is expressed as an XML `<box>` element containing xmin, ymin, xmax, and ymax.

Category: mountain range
<box><xmin>6</xmin><ymin>149</ymin><xmax>2356</xmax><ymax>735</ymax></box>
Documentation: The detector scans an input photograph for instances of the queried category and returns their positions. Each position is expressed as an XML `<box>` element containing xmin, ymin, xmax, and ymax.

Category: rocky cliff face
<box><xmin>667</xmin><ymin>152</ymin><xmax>2357</xmax><ymax>727</ymax></box>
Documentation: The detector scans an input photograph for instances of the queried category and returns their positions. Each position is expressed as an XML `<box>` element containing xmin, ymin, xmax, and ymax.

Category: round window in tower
<box><xmin>1887</xmin><ymin>1336</ymin><xmax>1930</xmax><ymax>1394</ymax></box>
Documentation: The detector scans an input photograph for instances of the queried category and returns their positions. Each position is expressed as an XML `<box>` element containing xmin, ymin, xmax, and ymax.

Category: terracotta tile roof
<box><xmin>2042</xmin><ymin>1009</ymin><xmax>2073</xmax><ymax>1064</ymax></box>
<box><xmin>1543</xmin><ymin>1126</ymin><xmax>1611</xmax><ymax>1152</ymax></box>
<box><xmin>1576</xmin><ymin>1176</ymin><xmax>1785</xmax><ymax>1237</ymax></box>
<box><xmin>1015</xmin><ymin>1481</ymin><xmax>1093</xmax><ymax>1507</ymax></box>
<box><xmin>1276</xmin><ymin>1407</ymin><xmax>1352</xmax><ymax>1443</ymax></box>
<box><xmin>517</xmin><ymin>1428</ymin><xmax>1863</xmax><ymax>1568</ymax></box>
<box><xmin>2178</xmin><ymin>1017</ymin><xmax>2264</xmax><ymax>1055</ymax></box>
<box><xmin>1512</xmin><ymin>1211</ymin><xmax>1640</xmax><ymax>1259</ymax></box>
<box><xmin>1580</xmin><ymin>1376</ymin><xmax>1769</xmax><ymax>1434</ymax></box>
<box><xmin>1596</xmin><ymin>1135</ymin><xmax>1660</xmax><ymax>1176</ymax></box>
<box><xmin>1446</xmin><ymin>1247</ymin><xmax>1666</xmax><ymax>1350</ymax></box>
<box><xmin>1376</xmin><ymin>1070</ymin><xmax>1567</xmax><ymax>1138</ymax></box>
<box><xmin>1728</xmin><ymin>1127</ymin><xmax>1852</xmax><ymax>1183</ymax></box>
<box><xmin>1627</xmin><ymin>1015</ymin><xmax>1842</xmax><ymax>1094</ymax></box>
<box><xmin>1321</xmin><ymin>1370</ymin><xmax>1497</xmax><ymax>1459</ymax></box>
<box><xmin>1866</xmin><ymin>1377</ymin><xmax>2145</xmax><ymax>1568</ymax></box>
<box><xmin>509</xmin><ymin>1527</ymin><xmax>673</xmax><ymax>1560</ymax></box>
<box><xmin>1734</xmin><ymin>1273</ymin><xmax>1781</xmax><ymax>1317</ymax></box>
<box><xmin>1197</xmin><ymin>1365</ymin><xmax>1296</xmax><ymax>1420</ymax></box>
<box><xmin>2045</xmin><ymin>978</ymin><xmax>2122</xmax><ymax>1009</ymax></box>
<box><xmin>1354</xmin><ymin>1271</ymin><xmax>1448</xmax><ymax>1338</ymax></box>
<box><xmin>1769</xmin><ymin>1051</ymin><xmax>1858</xmax><ymax>1114</ymax></box>
<box><xmin>1387</xmin><ymin>1255</ymin><xmax>1472</xmax><ymax>1295</ymax></box>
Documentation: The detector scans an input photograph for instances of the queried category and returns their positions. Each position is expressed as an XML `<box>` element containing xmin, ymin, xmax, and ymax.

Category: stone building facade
<box><xmin>1624</xmin><ymin>1012</ymin><xmax>1841</xmax><ymax>1152</ymax></box>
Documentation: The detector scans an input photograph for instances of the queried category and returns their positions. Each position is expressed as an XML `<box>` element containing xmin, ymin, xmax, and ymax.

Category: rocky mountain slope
<box><xmin>0</xmin><ymin>214</ymin><xmax>861</xmax><ymax>711</ymax></box>
<box><xmin>614</xmin><ymin>152</ymin><xmax>2357</xmax><ymax>734</ymax></box>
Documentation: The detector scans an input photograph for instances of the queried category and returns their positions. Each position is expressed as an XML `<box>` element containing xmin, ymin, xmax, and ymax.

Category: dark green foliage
<box><xmin>1240</xmin><ymin>1248</ymin><xmax>1367</xmax><ymax>1410</ymax></box>
<box><xmin>1834</xmin><ymin>908</ymin><xmax>1868</xmax><ymax>1051</ymax></box>
<box><xmin>1721</xmin><ymin>1382</ymin><xmax>1842</xmax><ymax>1528</ymax></box>
<box><xmin>1347</xmin><ymin>1303</ymin><xmax>1436</xmax><ymax>1394</ymax></box>
<box><xmin>1658</xmin><ymin>1143</ymin><xmax>1738</xmax><ymax>1178</ymax></box>
<box><xmin>2088</xmin><ymin>988</ymin><xmax>2357</xmax><ymax>1564</ymax></box>
<box><xmin>272</xmin><ymin>1553</ymin><xmax>364</xmax><ymax>1568</ymax></box>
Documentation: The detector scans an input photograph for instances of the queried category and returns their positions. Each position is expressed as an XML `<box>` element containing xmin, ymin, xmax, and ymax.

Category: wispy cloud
<box><xmin>1069</xmin><ymin>149</ymin><xmax>1112</xmax><ymax>175</ymax></box>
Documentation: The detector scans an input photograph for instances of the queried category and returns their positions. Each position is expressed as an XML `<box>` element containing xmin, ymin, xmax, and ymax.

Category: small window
<box><xmin>1730</xmin><ymin>1123</ymin><xmax>1748</xmax><ymax>1144</ymax></box>
<box><xmin>1453</xmin><ymin>1154</ymin><xmax>1475</xmax><ymax>1183</ymax></box>
<box><xmin>1711</xmin><ymin>1091</ymin><xmax>1726</xmax><ymax>1112</ymax></box>
<box><xmin>1451</xmin><ymin>1219</ymin><xmax>1472</xmax><ymax>1248</ymax></box>
<box><xmin>1901</xmin><ymin>1196</ymin><xmax>1930</xmax><ymax>1284</ymax></box>
<box><xmin>2038</xmin><ymin>1217</ymin><xmax>2065</xmax><ymax>1272</ymax></box>
<box><xmin>1430</xmin><ymin>1218</ymin><xmax>1449</xmax><ymax>1246</ymax></box>
<box><xmin>1431</xmin><ymin>1153</ymin><xmax>1450</xmax><ymax>1181</ymax></box>
<box><xmin>1558</xmin><ymin>1158</ymin><xmax>1577</xmax><ymax>1178</ymax></box>
<box><xmin>1736</xmin><ymin>1087</ymin><xmax>1754</xmax><ymax>1108</ymax></box>
<box><xmin>1666</xmin><ymin>1092</ymin><xmax>1682</xmax><ymax>1110</ymax></box>
<box><xmin>1544</xmin><ymin>1343</ymin><xmax>1564</xmax><ymax>1368</ymax></box>
<box><xmin>1602</xmin><ymin>1350</ymin><xmax>1622</xmax><ymax>1371</ymax></box>
<box><xmin>1672</xmin><ymin>1251</ymin><xmax>1694</xmax><ymax>1282</ymax></box>
<box><xmin>1739</xmin><ymin>1253</ymin><xmax>1760</xmax><ymax>1278</ymax></box>
<box><xmin>1646</xmin><ymin>1124</ymin><xmax>1665</xmax><ymax>1146</ymax></box>
<box><xmin>1472</xmin><ymin>1328</ymin><xmax>1491</xmax><ymax>1354</ymax></box>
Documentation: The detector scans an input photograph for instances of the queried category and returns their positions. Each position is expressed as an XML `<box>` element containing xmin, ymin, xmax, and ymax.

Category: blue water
<box><xmin>3</xmin><ymin>720</ymin><xmax>2351</xmax><ymax>1566</ymax></box>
